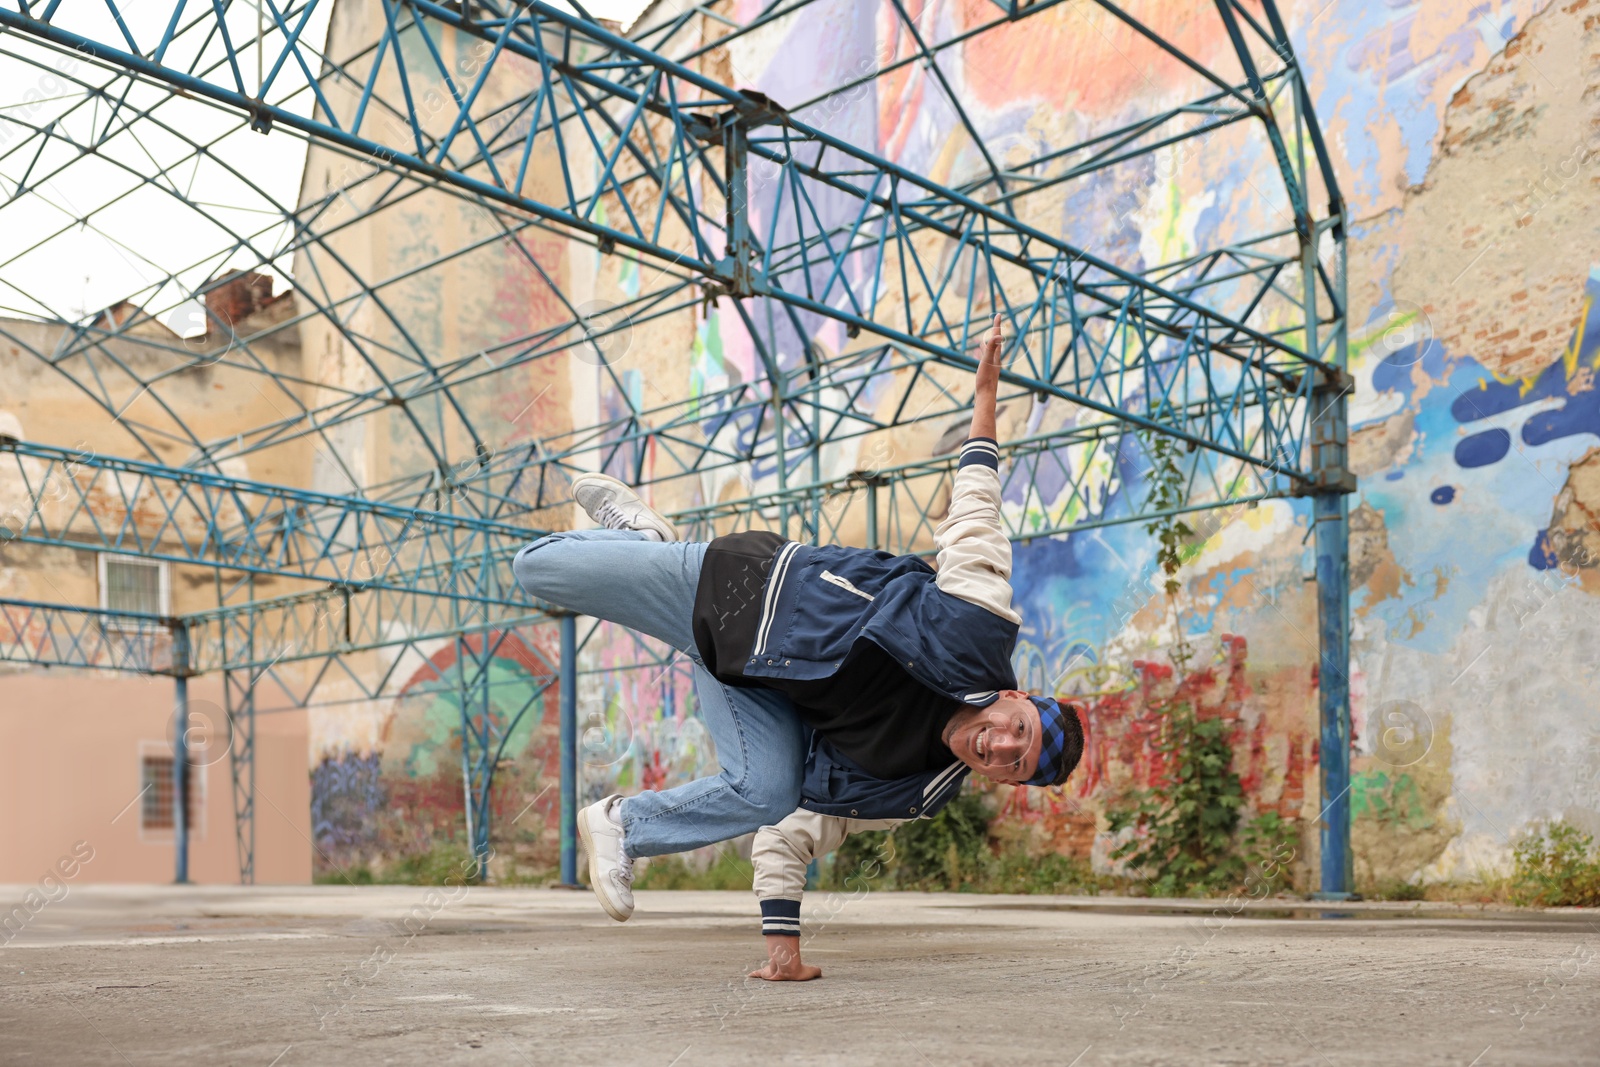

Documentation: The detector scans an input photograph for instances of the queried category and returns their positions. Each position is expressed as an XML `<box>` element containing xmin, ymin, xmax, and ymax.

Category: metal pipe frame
<box><xmin>558</xmin><ymin>612</ymin><xmax>577</xmax><ymax>887</ymax></box>
<box><xmin>0</xmin><ymin>0</ymin><xmax>1339</xmax><ymax>479</ymax></box>
<box><xmin>0</xmin><ymin>437</ymin><xmax>538</xmax><ymax>606</ymax></box>
<box><xmin>0</xmin><ymin>0</ymin><xmax>1353</xmax><ymax>891</ymax></box>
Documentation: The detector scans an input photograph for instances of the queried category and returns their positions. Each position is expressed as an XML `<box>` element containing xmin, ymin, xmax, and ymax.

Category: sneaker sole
<box><xmin>576</xmin><ymin>806</ymin><xmax>633</xmax><ymax>923</ymax></box>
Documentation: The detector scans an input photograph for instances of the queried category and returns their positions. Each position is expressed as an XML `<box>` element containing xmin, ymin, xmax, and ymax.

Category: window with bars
<box><xmin>101</xmin><ymin>555</ymin><xmax>167</xmax><ymax>616</ymax></box>
<box><xmin>140</xmin><ymin>755</ymin><xmax>198</xmax><ymax>832</ymax></box>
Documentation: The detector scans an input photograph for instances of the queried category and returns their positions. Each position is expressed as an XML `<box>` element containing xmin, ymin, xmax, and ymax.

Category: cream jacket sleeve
<box><xmin>750</xmin><ymin>810</ymin><xmax>903</xmax><ymax>936</ymax></box>
<box><xmin>932</xmin><ymin>437</ymin><xmax>1021</xmax><ymax>625</ymax></box>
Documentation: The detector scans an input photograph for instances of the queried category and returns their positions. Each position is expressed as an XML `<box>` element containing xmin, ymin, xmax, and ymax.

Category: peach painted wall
<box><xmin>0</xmin><ymin>671</ymin><xmax>310</xmax><ymax>884</ymax></box>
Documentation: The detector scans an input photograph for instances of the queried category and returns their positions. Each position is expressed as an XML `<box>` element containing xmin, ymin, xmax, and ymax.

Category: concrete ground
<box><xmin>1</xmin><ymin>887</ymin><xmax>1597</xmax><ymax>1066</ymax></box>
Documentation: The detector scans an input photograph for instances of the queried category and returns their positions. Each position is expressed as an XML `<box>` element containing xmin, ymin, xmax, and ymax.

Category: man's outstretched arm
<box><xmin>933</xmin><ymin>312</ymin><xmax>1020</xmax><ymax>624</ymax></box>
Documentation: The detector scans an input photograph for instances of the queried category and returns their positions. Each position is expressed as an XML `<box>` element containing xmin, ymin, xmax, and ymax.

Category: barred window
<box><xmin>101</xmin><ymin>555</ymin><xmax>167</xmax><ymax>616</ymax></box>
<box><xmin>140</xmin><ymin>755</ymin><xmax>196</xmax><ymax>832</ymax></box>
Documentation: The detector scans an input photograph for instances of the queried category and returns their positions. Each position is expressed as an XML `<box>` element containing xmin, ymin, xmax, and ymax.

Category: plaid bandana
<box><xmin>1025</xmin><ymin>696</ymin><xmax>1073</xmax><ymax>787</ymax></box>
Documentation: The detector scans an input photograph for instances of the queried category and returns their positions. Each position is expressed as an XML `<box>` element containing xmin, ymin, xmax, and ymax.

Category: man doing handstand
<box><xmin>513</xmin><ymin>313</ymin><xmax>1084</xmax><ymax>968</ymax></box>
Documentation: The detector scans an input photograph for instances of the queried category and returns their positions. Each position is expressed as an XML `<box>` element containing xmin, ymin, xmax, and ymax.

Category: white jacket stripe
<box><xmin>753</xmin><ymin>541</ymin><xmax>800</xmax><ymax>658</ymax></box>
<box><xmin>922</xmin><ymin>759</ymin><xmax>966</xmax><ymax>800</ymax></box>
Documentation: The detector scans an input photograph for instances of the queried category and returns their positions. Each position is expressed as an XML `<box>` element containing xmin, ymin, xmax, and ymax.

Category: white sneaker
<box><xmin>577</xmin><ymin>794</ymin><xmax>635</xmax><ymax>922</ymax></box>
<box><xmin>571</xmin><ymin>473</ymin><xmax>679</xmax><ymax>543</ymax></box>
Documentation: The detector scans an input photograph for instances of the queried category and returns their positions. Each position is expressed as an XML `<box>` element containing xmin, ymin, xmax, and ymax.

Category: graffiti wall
<box><xmin>305</xmin><ymin>0</ymin><xmax>1600</xmax><ymax>889</ymax></box>
<box><xmin>1060</xmin><ymin>0</ymin><xmax>1600</xmax><ymax>886</ymax></box>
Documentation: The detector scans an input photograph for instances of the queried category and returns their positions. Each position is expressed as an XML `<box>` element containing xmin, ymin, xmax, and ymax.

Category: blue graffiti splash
<box><xmin>1524</xmin><ymin>382</ymin><xmax>1600</xmax><ymax>448</ymax></box>
<box><xmin>1446</xmin><ymin>280</ymin><xmax>1600</xmax><ymax>462</ymax></box>
<box><xmin>1452</xmin><ymin>358</ymin><xmax>1582</xmax><ymax>424</ymax></box>
<box><xmin>1455</xmin><ymin>429</ymin><xmax>1510</xmax><ymax>468</ymax></box>
<box><xmin>1529</xmin><ymin>528</ymin><xmax>1559</xmax><ymax>570</ymax></box>
<box><xmin>1351</xmin><ymin>272</ymin><xmax>1600</xmax><ymax>652</ymax></box>
<box><xmin>311</xmin><ymin>751</ymin><xmax>386</xmax><ymax>851</ymax></box>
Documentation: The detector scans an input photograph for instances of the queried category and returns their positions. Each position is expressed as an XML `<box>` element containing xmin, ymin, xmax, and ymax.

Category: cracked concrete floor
<box><xmin>1</xmin><ymin>886</ymin><xmax>1596</xmax><ymax>1066</ymax></box>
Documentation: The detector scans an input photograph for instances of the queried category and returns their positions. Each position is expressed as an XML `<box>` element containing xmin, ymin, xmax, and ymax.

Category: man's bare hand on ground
<box><xmin>749</xmin><ymin>934</ymin><xmax>822</xmax><ymax>981</ymax></box>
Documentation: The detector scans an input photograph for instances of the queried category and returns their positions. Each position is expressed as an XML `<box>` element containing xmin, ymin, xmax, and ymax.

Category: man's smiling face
<box><xmin>942</xmin><ymin>691</ymin><xmax>1043</xmax><ymax>784</ymax></box>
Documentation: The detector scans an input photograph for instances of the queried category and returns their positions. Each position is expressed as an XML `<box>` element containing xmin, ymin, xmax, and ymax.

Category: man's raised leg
<box><xmin>513</xmin><ymin>526</ymin><xmax>805</xmax><ymax>920</ymax></box>
<box><xmin>512</xmin><ymin>529</ymin><xmax>703</xmax><ymax>654</ymax></box>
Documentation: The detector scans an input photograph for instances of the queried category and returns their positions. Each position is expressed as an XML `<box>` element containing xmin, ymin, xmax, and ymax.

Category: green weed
<box><xmin>1107</xmin><ymin>706</ymin><xmax>1246</xmax><ymax>896</ymax></box>
<box><xmin>313</xmin><ymin>864</ymin><xmax>375</xmax><ymax>885</ymax></box>
<box><xmin>817</xmin><ymin>792</ymin><xmax>1108</xmax><ymax>894</ymax></box>
<box><xmin>1512</xmin><ymin>820</ymin><xmax>1600</xmax><ymax>907</ymax></box>
<box><xmin>1366</xmin><ymin>879</ymin><xmax>1427</xmax><ymax>902</ymax></box>
<box><xmin>1239</xmin><ymin>811</ymin><xmax>1301</xmax><ymax>893</ymax></box>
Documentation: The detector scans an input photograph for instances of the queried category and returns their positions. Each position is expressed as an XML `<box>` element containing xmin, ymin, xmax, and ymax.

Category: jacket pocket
<box><xmin>819</xmin><ymin>570</ymin><xmax>875</xmax><ymax>601</ymax></box>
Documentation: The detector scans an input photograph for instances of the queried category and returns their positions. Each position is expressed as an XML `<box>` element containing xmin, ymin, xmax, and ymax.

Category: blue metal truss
<box><xmin>221</xmin><ymin>666</ymin><xmax>259</xmax><ymax>885</ymax></box>
<box><xmin>0</xmin><ymin>596</ymin><xmax>173</xmax><ymax>672</ymax></box>
<box><xmin>0</xmin><ymin>0</ymin><xmax>1341</xmax><ymax>479</ymax></box>
<box><xmin>0</xmin><ymin>0</ymin><xmax>1354</xmax><ymax>893</ymax></box>
<box><xmin>0</xmin><ymin>437</ymin><xmax>537</xmax><ymax>606</ymax></box>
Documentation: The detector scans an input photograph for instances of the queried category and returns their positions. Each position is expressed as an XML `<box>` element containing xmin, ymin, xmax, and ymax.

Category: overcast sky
<box><xmin>0</xmin><ymin>0</ymin><xmax>652</xmax><ymax>330</ymax></box>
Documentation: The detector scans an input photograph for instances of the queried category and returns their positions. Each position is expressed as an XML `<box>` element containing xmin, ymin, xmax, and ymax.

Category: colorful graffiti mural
<box><xmin>312</xmin><ymin>631</ymin><xmax>561</xmax><ymax>876</ymax></box>
<box><xmin>308</xmin><ymin>0</ymin><xmax>1600</xmax><ymax>888</ymax></box>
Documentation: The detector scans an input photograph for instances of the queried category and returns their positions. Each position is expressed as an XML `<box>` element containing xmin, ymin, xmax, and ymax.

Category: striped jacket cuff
<box><xmin>760</xmin><ymin>898</ymin><xmax>802</xmax><ymax>937</ymax></box>
<box><xmin>958</xmin><ymin>436</ymin><xmax>1000</xmax><ymax>471</ymax></box>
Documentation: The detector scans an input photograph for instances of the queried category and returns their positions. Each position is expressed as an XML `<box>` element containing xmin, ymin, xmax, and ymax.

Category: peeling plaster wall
<box><xmin>1331</xmin><ymin>0</ymin><xmax>1600</xmax><ymax>882</ymax></box>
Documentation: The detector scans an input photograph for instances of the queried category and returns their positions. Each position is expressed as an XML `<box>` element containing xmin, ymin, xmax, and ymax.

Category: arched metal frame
<box><xmin>0</xmin><ymin>0</ymin><xmax>1354</xmax><ymax>895</ymax></box>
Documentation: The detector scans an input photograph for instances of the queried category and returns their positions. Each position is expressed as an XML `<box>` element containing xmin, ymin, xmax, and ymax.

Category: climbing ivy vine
<box><xmin>1105</xmin><ymin>433</ymin><xmax>1256</xmax><ymax>896</ymax></box>
<box><xmin>1142</xmin><ymin>431</ymin><xmax>1194</xmax><ymax>597</ymax></box>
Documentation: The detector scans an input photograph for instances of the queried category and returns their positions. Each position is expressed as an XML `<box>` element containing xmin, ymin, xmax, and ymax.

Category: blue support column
<box><xmin>172</xmin><ymin>623</ymin><xmax>191</xmax><ymax>885</ymax></box>
<box><xmin>224</xmin><ymin>668</ymin><xmax>258</xmax><ymax>885</ymax></box>
<box><xmin>1305</xmin><ymin>322</ymin><xmax>1355</xmax><ymax>898</ymax></box>
<box><xmin>472</xmin><ymin>638</ymin><xmax>494</xmax><ymax>881</ymax></box>
<box><xmin>559</xmin><ymin>613</ymin><xmax>579</xmax><ymax>887</ymax></box>
<box><xmin>1302</xmin><ymin>214</ymin><xmax>1356</xmax><ymax>901</ymax></box>
<box><xmin>455</xmin><ymin>635</ymin><xmax>479</xmax><ymax>878</ymax></box>
<box><xmin>1313</xmin><ymin>491</ymin><xmax>1353</xmax><ymax>899</ymax></box>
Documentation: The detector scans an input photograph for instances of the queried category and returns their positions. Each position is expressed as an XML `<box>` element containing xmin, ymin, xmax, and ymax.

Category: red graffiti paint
<box><xmin>399</xmin><ymin>629</ymin><xmax>557</xmax><ymax>695</ymax></box>
<box><xmin>993</xmin><ymin>634</ymin><xmax>1309</xmax><ymax>853</ymax></box>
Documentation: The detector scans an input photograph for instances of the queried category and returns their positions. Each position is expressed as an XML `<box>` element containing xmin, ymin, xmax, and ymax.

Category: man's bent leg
<box><xmin>512</xmin><ymin>529</ymin><xmax>705</xmax><ymax>654</ymax></box>
<box><xmin>620</xmin><ymin>665</ymin><xmax>804</xmax><ymax>857</ymax></box>
<box><xmin>519</xmin><ymin>530</ymin><xmax>804</xmax><ymax>857</ymax></box>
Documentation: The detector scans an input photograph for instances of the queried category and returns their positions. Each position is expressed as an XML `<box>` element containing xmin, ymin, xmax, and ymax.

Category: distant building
<box><xmin>0</xmin><ymin>272</ymin><xmax>311</xmax><ymax>885</ymax></box>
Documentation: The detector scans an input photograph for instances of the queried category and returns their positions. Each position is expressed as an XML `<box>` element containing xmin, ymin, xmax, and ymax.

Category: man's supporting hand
<box><xmin>748</xmin><ymin>934</ymin><xmax>822</xmax><ymax>981</ymax></box>
<box><xmin>970</xmin><ymin>311</ymin><xmax>1002</xmax><ymax>442</ymax></box>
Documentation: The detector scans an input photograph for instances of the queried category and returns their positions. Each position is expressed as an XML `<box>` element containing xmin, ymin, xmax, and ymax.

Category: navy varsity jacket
<box><xmin>762</xmin><ymin>437</ymin><xmax>1021</xmax><ymax>821</ymax></box>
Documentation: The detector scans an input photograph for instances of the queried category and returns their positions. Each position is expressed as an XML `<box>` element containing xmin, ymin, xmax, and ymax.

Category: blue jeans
<box><xmin>512</xmin><ymin>530</ymin><xmax>805</xmax><ymax>858</ymax></box>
